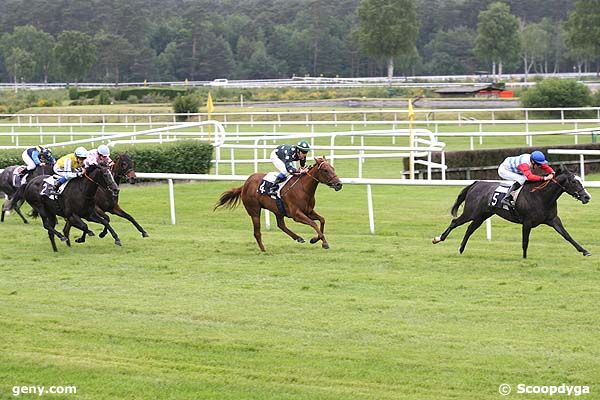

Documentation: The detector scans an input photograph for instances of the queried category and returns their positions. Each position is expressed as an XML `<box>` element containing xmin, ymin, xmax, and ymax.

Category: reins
<box><xmin>280</xmin><ymin>162</ymin><xmax>327</xmax><ymax>197</ymax></box>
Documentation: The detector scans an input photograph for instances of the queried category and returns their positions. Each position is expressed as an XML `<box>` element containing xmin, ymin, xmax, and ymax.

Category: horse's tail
<box><xmin>451</xmin><ymin>182</ymin><xmax>476</xmax><ymax>217</ymax></box>
<box><xmin>214</xmin><ymin>187</ymin><xmax>243</xmax><ymax>211</ymax></box>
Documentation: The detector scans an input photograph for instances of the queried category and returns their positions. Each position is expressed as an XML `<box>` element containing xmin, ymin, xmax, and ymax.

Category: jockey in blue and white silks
<box><xmin>498</xmin><ymin>150</ymin><xmax>555</xmax><ymax>206</ymax></box>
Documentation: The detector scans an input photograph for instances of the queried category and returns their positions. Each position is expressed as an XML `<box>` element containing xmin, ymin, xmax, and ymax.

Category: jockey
<box><xmin>50</xmin><ymin>146</ymin><xmax>88</xmax><ymax>195</ymax></box>
<box><xmin>498</xmin><ymin>150</ymin><xmax>555</xmax><ymax>206</ymax></box>
<box><xmin>268</xmin><ymin>140</ymin><xmax>311</xmax><ymax>195</ymax></box>
<box><xmin>19</xmin><ymin>145</ymin><xmax>55</xmax><ymax>181</ymax></box>
<box><xmin>84</xmin><ymin>144</ymin><xmax>114</xmax><ymax>168</ymax></box>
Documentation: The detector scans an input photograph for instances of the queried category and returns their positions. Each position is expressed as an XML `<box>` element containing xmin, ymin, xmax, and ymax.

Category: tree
<box><xmin>0</xmin><ymin>25</ymin><xmax>54</xmax><ymax>82</ymax></box>
<box><xmin>423</xmin><ymin>27</ymin><xmax>478</xmax><ymax>75</ymax></box>
<box><xmin>565</xmin><ymin>0</ymin><xmax>600</xmax><ymax>74</ymax></box>
<box><xmin>1</xmin><ymin>47</ymin><xmax>35</xmax><ymax>84</ymax></box>
<box><xmin>54</xmin><ymin>31</ymin><xmax>97</xmax><ymax>83</ymax></box>
<box><xmin>94</xmin><ymin>32</ymin><xmax>136</xmax><ymax>84</ymax></box>
<box><xmin>474</xmin><ymin>2</ymin><xmax>521</xmax><ymax>77</ymax></box>
<box><xmin>357</xmin><ymin>0</ymin><xmax>419</xmax><ymax>80</ymax></box>
<box><xmin>520</xmin><ymin>22</ymin><xmax>547</xmax><ymax>80</ymax></box>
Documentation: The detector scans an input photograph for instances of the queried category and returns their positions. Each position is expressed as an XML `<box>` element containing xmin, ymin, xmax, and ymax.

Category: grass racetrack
<box><xmin>1</xmin><ymin>180</ymin><xmax>599</xmax><ymax>399</ymax></box>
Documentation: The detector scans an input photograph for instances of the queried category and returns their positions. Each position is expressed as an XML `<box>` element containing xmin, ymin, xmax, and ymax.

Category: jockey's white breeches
<box><xmin>270</xmin><ymin>150</ymin><xmax>292</xmax><ymax>176</ymax></box>
<box><xmin>22</xmin><ymin>150</ymin><xmax>37</xmax><ymax>171</ymax></box>
<box><xmin>498</xmin><ymin>164</ymin><xmax>527</xmax><ymax>185</ymax></box>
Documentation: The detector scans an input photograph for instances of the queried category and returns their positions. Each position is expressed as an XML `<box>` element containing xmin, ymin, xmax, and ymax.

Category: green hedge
<box><xmin>0</xmin><ymin>141</ymin><xmax>213</xmax><ymax>174</ymax></box>
<box><xmin>74</xmin><ymin>87</ymin><xmax>188</xmax><ymax>100</ymax></box>
<box><xmin>405</xmin><ymin>142</ymin><xmax>600</xmax><ymax>180</ymax></box>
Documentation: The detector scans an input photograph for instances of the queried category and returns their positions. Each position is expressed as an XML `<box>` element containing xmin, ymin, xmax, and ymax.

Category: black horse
<box><xmin>24</xmin><ymin>164</ymin><xmax>122</xmax><ymax>252</ymax></box>
<box><xmin>65</xmin><ymin>153</ymin><xmax>148</xmax><ymax>243</ymax></box>
<box><xmin>432</xmin><ymin>167</ymin><xmax>592</xmax><ymax>258</ymax></box>
<box><xmin>0</xmin><ymin>163</ymin><xmax>54</xmax><ymax>223</ymax></box>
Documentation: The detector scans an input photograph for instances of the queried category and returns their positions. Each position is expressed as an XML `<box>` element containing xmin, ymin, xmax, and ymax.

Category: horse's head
<box><xmin>114</xmin><ymin>153</ymin><xmax>136</xmax><ymax>184</ymax></box>
<box><xmin>555</xmin><ymin>166</ymin><xmax>591</xmax><ymax>204</ymax></box>
<box><xmin>86</xmin><ymin>164</ymin><xmax>120</xmax><ymax>198</ymax></box>
<box><xmin>310</xmin><ymin>156</ymin><xmax>342</xmax><ymax>191</ymax></box>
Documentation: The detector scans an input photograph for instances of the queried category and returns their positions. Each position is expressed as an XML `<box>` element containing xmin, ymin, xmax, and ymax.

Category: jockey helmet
<box><xmin>36</xmin><ymin>145</ymin><xmax>46</xmax><ymax>153</ymax></box>
<box><xmin>74</xmin><ymin>146</ymin><xmax>88</xmax><ymax>158</ymax></box>
<box><xmin>97</xmin><ymin>144</ymin><xmax>110</xmax><ymax>157</ymax></box>
<box><xmin>297</xmin><ymin>140</ymin><xmax>311</xmax><ymax>153</ymax></box>
<box><xmin>531</xmin><ymin>150</ymin><xmax>548</xmax><ymax>165</ymax></box>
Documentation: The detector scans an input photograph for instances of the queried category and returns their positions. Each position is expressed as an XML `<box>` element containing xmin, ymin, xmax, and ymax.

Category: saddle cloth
<box><xmin>258</xmin><ymin>173</ymin><xmax>293</xmax><ymax>198</ymax></box>
<box><xmin>490</xmin><ymin>183</ymin><xmax>523</xmax><ymax>210</ymax></box>
<box><xmin>41</xmin><ymin>176</ymin><xmax>71</xmax><ymax>199</ymax></box>
<box><xmin>12</xmin><ymin>166</ymin><xmax>26</xmax><ymax>187</ymax></box>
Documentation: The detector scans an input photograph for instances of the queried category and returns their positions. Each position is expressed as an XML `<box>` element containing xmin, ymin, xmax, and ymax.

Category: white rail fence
<box><xmin>134</xmin><ymin>172</ymin><xmax>600</xmax><ymax>239</ymax></box>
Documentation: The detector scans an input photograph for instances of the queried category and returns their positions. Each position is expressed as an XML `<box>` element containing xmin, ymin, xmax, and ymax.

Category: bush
<box><xmin>97</xmin><ymin>90</ymin><xmax>112</xmax><ymax>105</ymax></box>
<box><xmin>172</xmin><ymin>94</ymin><xmax>201</xmax><ymax>121</ymax></box>
<box><xmin>113</xmin><ymin>141</ymin><xmax>213</xmax><ymax>174</ymax></box>
<box><xmin>127</xmin><ymin>95</ymin><xmax>139</xmax><ymax>104</ymax></box>
<box><xmin>68</xmin><ymin>87</ymin><xmax>79</xmax><ymax>100</ymax></box>
<box><xmin>521</xmin><ymin>78</ymin><xmax>591</xmax><ymax>116</ymax></box>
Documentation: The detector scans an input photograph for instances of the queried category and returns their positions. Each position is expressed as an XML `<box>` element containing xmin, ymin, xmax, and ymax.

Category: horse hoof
<box><xmin>115</xmin><ymin>240</ymin><xmax>122</xmax><ymax>246</ymax></box>
<box><xmin>310</xmin><ymin>237</ymin><xmax>319</xmax><ymax>244</ymax></box>
<box><xmin>75</xmin><ymin>237</ymin><xmax>85</xmax><ymax>243</ymax></box>
<box><xmin>99</xmin><ymin>232</ymin><xmax>107</xmax><ymax>238</ymax></box>
<box><xmin>583</xmin><ymin>251</ymin><xmax>592</xmax><ymax>257</ymax></box>
<box><xmin>322</xmin><ymin>243</ymin><xmax>330</xmax><ymax>249</ymax></box>
<box><xmin>65</xmin><ymin>240</ymin><xmax>71</xmax><ymax>247</ymax></box>
<box><xmin>88</xmin><ymin>231</ymin><xmax>95</xmax><ymax>237</ymax></box>
<box><xmin>296</xmin><ymin>237</ymin><xmax>305</xmax><ymax>243</ymax></box>
<box><xmin>60</xmin><ymin>236</ymin><xmax>68</xmax><ymax>242</ymax></box>
<box><xmin>23</xmin><ymin>220</ymin><xmax>28</xmax><ymax>224</ymax></box>
<box><xmin>142</xmin><ymin>232</ymin><xmax>149</xmax><ymax>238</ymax></box>
<box><xmin>432</xmin><ymin>236</ymin><xmax>441</xmax><ymax>244</ymax></box>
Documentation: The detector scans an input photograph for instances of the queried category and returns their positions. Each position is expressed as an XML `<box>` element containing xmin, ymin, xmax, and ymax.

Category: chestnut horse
<box><xmin>215</xmin><ymin>156</ymin><xmax>342</xmax><ymax>251</ymax></box>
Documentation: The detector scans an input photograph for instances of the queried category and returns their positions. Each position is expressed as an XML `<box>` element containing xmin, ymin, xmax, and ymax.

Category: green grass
<box><xmin>1</xmin><ymin>181</ymin><xmax>599</xmax><ymax>399</ymax></box>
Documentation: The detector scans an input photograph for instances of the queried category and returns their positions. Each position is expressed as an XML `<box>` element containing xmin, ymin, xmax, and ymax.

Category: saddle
<box><xmin>12</xmin><ymin>166</ymin><xmax>27</xmax><ymax>187</ymax></box>
<box><xmin>258</xmin><ymin>172</ymin><xmax>293</xmax><ymax>198</ymax></box>
<box><xmin>41</xmin><ymin>176</ymin><xmax>69</xmax><ymax>199</ymax></box>
<box><xmin>490</xmin><ymin>183</ymin><xmax>522</xmax><ymax>212</ymax></box>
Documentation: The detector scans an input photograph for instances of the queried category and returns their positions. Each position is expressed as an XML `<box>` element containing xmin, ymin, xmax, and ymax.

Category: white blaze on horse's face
<box><xmin>573</xmin><ymin>175</ymin><xmax>592</xmax><ymax>202</ymax></box>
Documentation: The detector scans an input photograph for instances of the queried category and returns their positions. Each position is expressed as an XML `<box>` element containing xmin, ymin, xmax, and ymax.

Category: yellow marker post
<box><xmin>408</xmin><ymin>99</ymin><xmax>415</xmax><ymax>179</ymax></box>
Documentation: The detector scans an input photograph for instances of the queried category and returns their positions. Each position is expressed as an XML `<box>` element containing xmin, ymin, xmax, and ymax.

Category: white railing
<box><xmin>547</xmin><ymin>149</ymin><xmax>600</xmax><ymax>181</ymax></box>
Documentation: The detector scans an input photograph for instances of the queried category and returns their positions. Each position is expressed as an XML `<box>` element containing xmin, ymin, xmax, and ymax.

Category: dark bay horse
<box><xmin>24</xmin><ymin>164</ymin><xmax>122</xmax><ymax>252</ymax></box>
<box><xmin>0</xmin><ymin>163</ymin><xmax>54</xmax><ymax>223</ymax></box>
<box><xmin>65</xmin><ymin>153</ymin><xmax>148</xmax><ymax>243</ymax></box>
<box><xmin>215</xmin><ymin>156</ymin><xmax>343</xmax><ymax>251</ymax></box>
<box><xmin>432</xmin><ymin>167</ymin><xmax>592</xmax><ymax>258</ymax></box>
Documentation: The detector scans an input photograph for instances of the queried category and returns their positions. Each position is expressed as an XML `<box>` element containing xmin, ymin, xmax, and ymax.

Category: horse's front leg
<box><xmin>87</xmin><ymin>211</ymin><xmax>121</xmax><ymax>246</ymax></box>
<box><xmin>522</xmin><ymin>223</ymin><xmax>532</xmax><ymax>259</ymax></box>
<box><xmin>275</xmin><ymin>214</ymin><xmax>304</xmax><ymax>243</ymax></box>
<box><xmin>547</xmin><ymin>216</ymin><xmax>591</xmax><ymax>256</ymax></box>
<box><xmin>306</xmin><ymin>210</ymin><xmax>325</xmax><ymax>244</ymax></box>
<box><xmin>109</xmin><ymin>204</ymin><xmax>149</xmax><ymax>237</ymax></box>
<box><xmin>292</xmin><ymin>210</ymin><xmax>329</xmax><ymax>249</ymax></box>
<box><xmin>67</xmin><ymin>215</ymin><xmax>94</xmax><ymax>243</ymax></box>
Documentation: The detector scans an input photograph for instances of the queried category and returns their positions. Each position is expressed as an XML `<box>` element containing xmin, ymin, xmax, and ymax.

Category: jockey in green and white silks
<box><xmin>268</xmin><ymin>140</ymin><xmax>311</xmax><ymax>195</ymax></box>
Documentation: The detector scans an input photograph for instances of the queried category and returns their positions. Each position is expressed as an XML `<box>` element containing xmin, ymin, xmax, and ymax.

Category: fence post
<box><xmin>486</xmin><ymin>218</ymin><xmax>492</xmax><ymax>241</ymax></box>
<box><xmin>168</xmin><ymin>179</ymin><xmax>176</xmax><ymax>225</ymax></box>
<box><xmin>367</xmin><ymin>184</ymin><xmax>375</xmax><ymax>234</ymax></box>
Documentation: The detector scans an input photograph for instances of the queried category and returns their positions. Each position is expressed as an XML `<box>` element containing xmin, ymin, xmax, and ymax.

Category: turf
<box><xmin>1</xmin><ymin>181</ymin><xmax>599</xmax><ymax>399</ymax></box>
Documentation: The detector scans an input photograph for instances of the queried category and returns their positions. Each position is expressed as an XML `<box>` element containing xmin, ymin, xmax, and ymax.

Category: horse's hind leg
<box><xmin>459</xmin><ymin>215</ymin><xmax>491</xmax><ymax>254</ymax></box>
<box><xmin>307</xmin><ymin>210</ymin><xmax>325</xmax><ymax>244</ymax></box>
<box><xmin>87</xmin><ymin>212</ymin><xmax>121</xmax><ymax>246</ymax></box>
<box><xmin>251</xmin><ymin>213</ymin><xmax>266</xmax><ymax>252</ymax></box>
<box><xmin>432</xmin><ymin>213</ymin><xmax>473</xmax><ymax>244</ymax></box>
<box><xmin>276</xmin><ymin>214</ymin><xmax>304</xmax><ymax>243</ymax></box>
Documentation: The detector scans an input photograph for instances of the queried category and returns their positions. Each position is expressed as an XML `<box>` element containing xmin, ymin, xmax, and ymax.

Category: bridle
<box><xmin>280</xmin><ymin>161</ymin><xmax>337</xmax><ymax>196</ymax></box>
<box><xmin>83</xmin><ymin>167</ymin><xmax>118</xmax><ymax>196</ymax></box>
<box><xmin>531</xmin><ymin>175</ymin><xmax>587</xmax><ymax>200</ymax></box>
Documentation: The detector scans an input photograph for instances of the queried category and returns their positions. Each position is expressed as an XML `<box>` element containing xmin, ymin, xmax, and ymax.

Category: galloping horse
<box><xmin>432</xmin><ymin>167</ymin><xmax>592</xmax><ymax>258</ymax></box>
<box><xmin>65</xmin><ymin>153</ymin><xmax>148</xmax><ymax>243</ymax></box>
<box><xmin>215</xmin><ymin>156</ymin><xmax>343</xmax><ymax>251</ymax></box>
<box><xmin>0</xmin><ymin>163</ymin><xmax>54</xmax><ymax>223</ymax></box>
<box><xmin>24</xmin><ymin>164</ymin><xmax>122</xmax><ymax>252</ymax></box>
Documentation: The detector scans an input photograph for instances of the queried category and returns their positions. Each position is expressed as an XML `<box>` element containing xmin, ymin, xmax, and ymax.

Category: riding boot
<box><xmin>501</xmin><ymin>181</ymin><xmax>521</xmax><ymax>206</ymax></box>
<box><xmin>49</xmin><ymin>178</ymin><xmax>65</xmax><ymax>196</ymax></box>
<box><xmin>268</xmin><ymin>175</ymin><xmax>285</xmax><ymax>196</ymax></box>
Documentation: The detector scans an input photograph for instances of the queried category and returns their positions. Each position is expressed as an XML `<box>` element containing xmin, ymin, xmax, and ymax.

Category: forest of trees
<box><xmin>0</xmin><ymin>0</ymin><xmax>597</xmax><ymax>84</ymax></box>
